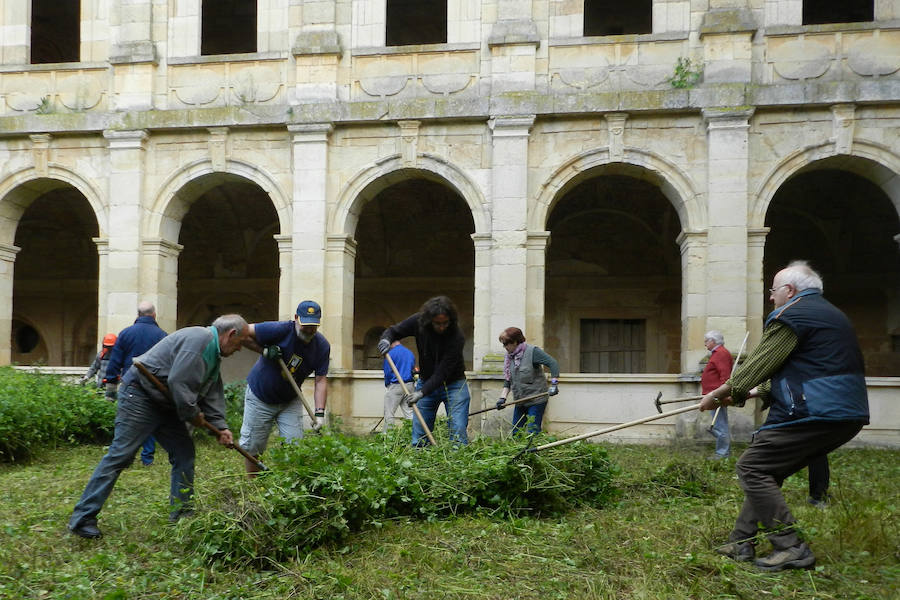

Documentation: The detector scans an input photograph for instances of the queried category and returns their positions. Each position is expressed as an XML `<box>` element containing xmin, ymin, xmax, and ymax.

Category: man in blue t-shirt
<box><xmin>239</xmin><ymin>300</ymin><xmax>330</xmax><ymax>476</ymax></box>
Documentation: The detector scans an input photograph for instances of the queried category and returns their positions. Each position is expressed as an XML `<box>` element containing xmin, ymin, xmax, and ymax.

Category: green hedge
<box><xmin>0</xmin><ymin>367</ymin><xmax>117</xmax><ymax>462</ymax></box>
<box><xmin>179</xmin><ymin>423</ymin><xmax>620</xmax><ymax>565</ymax></box>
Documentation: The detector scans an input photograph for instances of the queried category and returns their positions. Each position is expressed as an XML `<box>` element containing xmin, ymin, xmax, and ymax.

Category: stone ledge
<box><xmin>110</xmin><ymin>41</ymin><xmax>158</xmax><ymax>65</ymax></box>
<box><xmin>351</xmin><ymin>41</ymin><xmax>481</xmax><ymax>56</ymax></box>
<box><xmin>700</xmin><ymin>8</ymin><xmax>757</xmax><ymax>37</ymax></box>
<box><xmin>293</xmin><ymin>30</ymin><xmax>342</xmax><ymax>56</ymax></box>
<box><xmin>488</xmin><ymin>19</ymin><xmax>540</xmax><ymax>48</ymax></box>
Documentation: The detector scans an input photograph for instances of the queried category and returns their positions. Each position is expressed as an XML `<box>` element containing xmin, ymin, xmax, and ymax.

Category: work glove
<box><xmin>78</xmin><ymin>376</ymin><xmax>88</xmax><ymax>386</ymax></box>
<box><xmin>263</xmin><ymin>345</ymin><xmax>282</xmax><ymax>360</ymax></box>
<box><xmin>377</xmin><ymin>338</ymin><xmax>391</xmax><ymax>355</ymax></box>
<box><xmin>496</xmin><ymin>398</ymin><xmax>507</xmax><ymax>410</ymax></box>
<box><xmin>105</xmin><ymin>382</ymin><xmax>118</xmax><ymax>402</ymax></box>
<box><xmin>548</xmin><ymin>379</ymin><xmax>559</xmax><ymax>396</ymax></box>
<box><xmin>313</xmin><ymin>408</ymin><xmax>326</xmax><ymax>431</ymax></box>
<box><xmin>403</xmin><ymin>390</ymin><xmax>423</xmax><ymax>407</ymax></box>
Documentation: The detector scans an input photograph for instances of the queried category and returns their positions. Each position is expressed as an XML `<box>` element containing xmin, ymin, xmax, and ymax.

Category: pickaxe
<box><xmin>469</xmin><ymin>391</ymin><xmax>549</xmax><ymax>417</ymax></box>
<box><xmin>654</xmin><ymin>391</ymin><xmax>703</xmax><ymax>414</ymax></box>
<box><xmin>133</xmin><ymin>360</ymin><xmax>269</xmax><ymax>471</ymax></box>
<box><xmin>514</xmin><ymin>402</ymin><xmax>702</xmax><ymax>458</ymax></box>
<box><xmin>384</xmin><ymin>352</ymin><xmax>438</xmax><ymax>446</ymax></box>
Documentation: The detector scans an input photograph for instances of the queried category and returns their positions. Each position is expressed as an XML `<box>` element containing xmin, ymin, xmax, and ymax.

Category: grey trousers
<box><xmin>729</xmin><ymin>420</ymin><xmax>863</xmax><ymax>549</ymax></box>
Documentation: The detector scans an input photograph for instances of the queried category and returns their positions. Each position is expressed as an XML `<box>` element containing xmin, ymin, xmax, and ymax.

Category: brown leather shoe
<box><xmin>754</xmin><ymin>543</ymin><xmax>815</xmax><ymax>572</ymax></box>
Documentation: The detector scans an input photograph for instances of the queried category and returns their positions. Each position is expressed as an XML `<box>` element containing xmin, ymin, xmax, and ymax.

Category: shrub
<box><xmin>179</xmin><ymin>422</ymin><xmax>620</xmax><ymax>565</ymax></box>
<box><xmin>0</xmin><ymin>367</ymin><xmax>116</xmax><ymax>462</ymax></box>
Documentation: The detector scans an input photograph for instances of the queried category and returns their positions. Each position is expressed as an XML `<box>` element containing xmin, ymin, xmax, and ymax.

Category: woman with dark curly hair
<box><xmin>378</xmin><ymin>296</ymin><xmax>469</xmax><ymax>445</ymax></box>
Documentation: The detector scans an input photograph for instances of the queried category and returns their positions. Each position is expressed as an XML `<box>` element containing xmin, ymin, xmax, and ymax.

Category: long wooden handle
<box><xmin>469</xmin><ymin>391</ymin><xmax>549</xmax><ymax>417</ymax></box>
<box><xmin>274</xmin><ymin>357</ymin><xmax>321</xmax><ymax>430</ymax></box>
<box><xmin>659</xmin><ymin>395</ymin><xmax>704</xmax><ymax>406</ymax></box>
<box><xmin>385</xmin><ymin>352</ymin><xmax>438</xmax><ymax>446</ymax></box>
<box><xmin>132</xmin><ymin>361</ymin><xmax>268</xmax><ymax>471</ymax></box>
<box><xmin>531</xmin><ymin>403</ymin><xmax>702</xmax><ymax>453</ymax></box>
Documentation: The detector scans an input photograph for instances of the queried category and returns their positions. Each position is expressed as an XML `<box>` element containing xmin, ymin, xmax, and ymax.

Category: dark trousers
<box><xmin>807</xmin><ymin>454</ymin><xmax>830</xmax><ymax>501</ymax></box>
<box><xmin>729</xmin><ymin>421</ymin><xmax>863</xmax><ymax>550</ymax></box>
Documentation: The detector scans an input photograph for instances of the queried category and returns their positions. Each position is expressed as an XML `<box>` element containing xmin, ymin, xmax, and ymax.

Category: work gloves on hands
<box><xmin>403</xmin><ymin>390</ymin><xmax>423</xmax><ymax>407</ymax></box>
<box><xmin>496</xmin><ymin>398</ymin><xmax>507</xmax><ymax>410</ymax></box>
<box><xmin>105</xmin><ymin>382</ymin><xmax>118</xmax><ymax>402</ymax></box>
<box><xmin>263</xmin><ymin>345</ymin><xmax>282</xmax><ymax>360</ymax></box>
<box><xmin>377</xmin><ymin>338</ymin><xmax>391</xmax><ymax>355</ymax></box>
<box><xmin>548</xmin><ymin>379</ymin><xmax>559</xmax><ymax>396</ymax></box>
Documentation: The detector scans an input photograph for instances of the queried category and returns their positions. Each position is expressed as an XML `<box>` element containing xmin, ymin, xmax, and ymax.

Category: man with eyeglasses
<box><xmin>378</xmin><ymin>295</ymin><xmax>469</xmax><ymax>445</ymax></box>
<box><xmin>700</xmin><ymin>260</ymin><xmax>869</xmax><ymax>572</ymax></box>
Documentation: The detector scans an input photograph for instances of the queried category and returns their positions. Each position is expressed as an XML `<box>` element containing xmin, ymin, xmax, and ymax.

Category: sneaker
<box><xmin>807</xmin><ymin>495</ymin><xmax>828</xmax><ymax>509</ymax></box>
<box><xmin>715</xmin><ymin>541</ymin><xmax>755</xmax><ymax>562</ymax></box>
<box><xmin>754</xmin><ymin>543</ymin><xmax>816</xmax><ymax>572</ymax></box>
<box><xmin>707</xmin><ymin>453</ymin><xmax>728</xmax><ymax>461</ymax></box>
<box><xmin>142</xmin><ymin>461</ymin><xmax>154</xmax><ymax>467</ymax></box>
<box><xmin>69</xmin><ymin>519</ymin><xmax>102</xmax><ymax>539</ymax></box>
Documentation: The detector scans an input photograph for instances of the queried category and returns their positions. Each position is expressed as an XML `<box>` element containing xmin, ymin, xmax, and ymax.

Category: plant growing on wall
<box><xmin>669</xmin><ymin>57</ymin><xmax>703</xmax><ymax>89</ymax></box>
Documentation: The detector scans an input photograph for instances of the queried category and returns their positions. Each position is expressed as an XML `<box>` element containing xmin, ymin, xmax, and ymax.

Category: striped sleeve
<box><xmin>727</xmin><ymin>322</ymin><xmax>797</xmax><ymax>406</ymax></box>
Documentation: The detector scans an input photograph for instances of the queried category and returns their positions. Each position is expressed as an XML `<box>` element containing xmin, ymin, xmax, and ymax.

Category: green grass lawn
<box><xmin>1</xmin><ymin>439</ymin><xmax>897</xmax><ymax>599</ymax></box>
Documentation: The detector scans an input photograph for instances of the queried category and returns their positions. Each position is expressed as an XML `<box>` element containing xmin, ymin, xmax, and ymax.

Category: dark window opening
<box><xmin>31</xmin><ymin>0</ymin><xmax>80</xmax><ymax>64</ymax></box>
<box><xmin>584</xmin><ymin>0</ymin><xmax>652</xmax><ymax>36</ymax></box>
<box><xmin>580</xmin><ymin>319</ymin><xmax>646</xmax><ymax>373</ymax></box>
<box><xmin>14</xmin><ymin>322</ymin><xmax>40</xmax><ymax>354</ymax></box>
<box><xmin>386</xmin><ymin>0</ymin><xmax>447</xmax><ymax>46</ymax></box>
<box><xmin>201</xmin><ymin>0</ymin><xmax>257</xmax><ymax>55</ymax></box>
<box><xmin>803</xmin><ymin>1</ymin><xmax>873</xmax><ymax>25</ymax></box>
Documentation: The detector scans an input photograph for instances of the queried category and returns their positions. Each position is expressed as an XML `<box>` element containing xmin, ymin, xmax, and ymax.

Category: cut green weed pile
<box><xmin>177</xmin><ymin>423</ymin><xmax>620</xmax><ymax>565</ymax></box>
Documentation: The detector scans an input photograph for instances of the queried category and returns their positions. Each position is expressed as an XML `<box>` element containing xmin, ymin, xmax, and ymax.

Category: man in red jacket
<box><xmin>702</xmin><ymin>330</ymin><xmax>733</xmax><ymax>459</ymax></box>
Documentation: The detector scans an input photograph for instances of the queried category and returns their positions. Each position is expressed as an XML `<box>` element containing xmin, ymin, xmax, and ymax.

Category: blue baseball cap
<box><xmin>296</xmin><ymin>300</ymin><xmax>322</xmax><ymax>325</ymax></box>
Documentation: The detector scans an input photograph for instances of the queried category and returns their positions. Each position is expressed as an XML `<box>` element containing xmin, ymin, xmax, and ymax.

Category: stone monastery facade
<box><xmin>0</xmin><ymin>1</ymin><xmax>898</xmax><ymax>442</ymax></box>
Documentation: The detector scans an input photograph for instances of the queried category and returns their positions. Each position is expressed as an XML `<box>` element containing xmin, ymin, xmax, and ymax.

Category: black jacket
<box><xmin>384</xmin><ymin>314</ymin><xmax>465</xmax><ymax>396</ymax></box>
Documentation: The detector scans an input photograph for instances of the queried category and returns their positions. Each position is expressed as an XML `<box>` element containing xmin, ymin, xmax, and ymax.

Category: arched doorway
<box><xmin>352</xmin><ymin>176</ymin><xmax>475</xmax><ymax>369</ymax></box>
<box><xmin>12</xmin><ymin>181</ymin><xmax>98</xmax><ymax>365</ymax></box>
<box><xmin>545</xmin><ymin>173</ymin><xmax>683</xmax><ymax>373</ymax></box>
<box><xmin>764</xmin><ymin>166</ymin><xmax>900</xmax><ymax>376</ymax></box>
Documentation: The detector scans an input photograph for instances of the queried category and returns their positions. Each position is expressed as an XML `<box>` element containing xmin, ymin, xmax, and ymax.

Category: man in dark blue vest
<box><xmin>700</xmin><ymin>260</ymin><xmax>869</xmax><ymax>572</ymax></box>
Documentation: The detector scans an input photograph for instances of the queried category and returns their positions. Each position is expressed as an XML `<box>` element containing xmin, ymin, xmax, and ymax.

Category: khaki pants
<box><xmin>383</xmin><ymin>383</ymin><xmax>412</xmax><ymax>431</ymax></box>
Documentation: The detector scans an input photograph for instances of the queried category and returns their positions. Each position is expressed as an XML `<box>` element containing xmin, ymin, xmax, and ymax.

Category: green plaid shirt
<box><xmin>727</xmin><ymin>321</ymin><xmax>798</xmax><ymax>408</ymax></box>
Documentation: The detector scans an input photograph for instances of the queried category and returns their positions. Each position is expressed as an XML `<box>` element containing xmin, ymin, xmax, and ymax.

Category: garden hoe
<box><xmin>708</xmin><ymin>331</ymin><xmax>750</xmax><ymax>433</ymax></box>
<box><xmin>470</xmin><ymin>391</ymin><xmax>549</xmax><ymax>417</ymax></box>
<box><xmin>513</xmin><ymin>402</ymin><xmax>703</xmax><ymax>460</ymax></box>
<box><xmin>384</xmin><ymin>351</ymin><xmax>438</xmax><ymax>446</ymax></box>
<box><xmin>132</xmin><ymin>360</ymin><xmax>269</xmax><ymax>472</ymax></box>
<box><xmin>653</xmin><ymin>391</ymin><xmax>703</xmax><ymax>414</ymax></box>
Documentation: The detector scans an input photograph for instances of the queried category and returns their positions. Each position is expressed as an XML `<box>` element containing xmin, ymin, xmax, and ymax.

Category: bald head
<box><xmin>137</xmin><ymin>301</ymin><xmax>156</xmax><ymax>317</ymax></box>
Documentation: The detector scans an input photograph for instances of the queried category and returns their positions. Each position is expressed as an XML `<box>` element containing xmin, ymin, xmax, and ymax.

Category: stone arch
<box><xmin>531</xmin><ymin>147</ymin><xmax>703</xmax><ymax>232</ymax></box>
<box><xmin>751</xmin><ymin>140</ymin><xmax>900</xmax><ymax>228</ymax></box>
<box><xmin>146</xmin><ymin>158</ymin><xmax>291</xmax><ymax>241</ymax></box>
<box><xmin>330</xmin><ymin>154</ymin><xmax>489</xmax><ymax>236</ymax></box>
<box><xmin>0</xmin><ymin>165</ymin><xmax>106</xmax><ymax>243</ymax></box>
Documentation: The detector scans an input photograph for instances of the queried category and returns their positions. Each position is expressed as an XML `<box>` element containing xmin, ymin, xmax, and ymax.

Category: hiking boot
<box><xmin>807</xmin><ymin>495</ymin><xmax>828</xmax><ymax>509</ymax></box>
<box><xmin>715</xmin><ymin>541</ymin><xmax>755</xmax><ymax>562</ymax></box>
<box><xmin>754</xmin><ymin>543</ymin><xmax>815</xmax><ymax>572</ymax></box>
<box><xmin>69</xmin><ymin>519</ymin><xmax>102</xmax><ymax>539</ymax></box>
<box><xmin>168</xmin><ymin>508</ymin><xmax>195</xmax><ymax>523</ymax></box>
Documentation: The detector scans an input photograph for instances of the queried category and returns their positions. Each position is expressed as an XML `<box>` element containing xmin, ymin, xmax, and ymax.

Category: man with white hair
<box><xmin>701</xmin><ymin>260</ymin><xmax>869</xmax><ymax>572</ymax></box>
<box><xmin>701</xmin><ymin>330</ymin><xmax>733</xmax><ymax>459</ymax></box>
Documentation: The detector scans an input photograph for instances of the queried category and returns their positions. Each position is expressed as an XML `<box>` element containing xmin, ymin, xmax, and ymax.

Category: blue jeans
<box><xmin>141</xmin><ymin>435</ymin><xmax>156</xmax><ymax>465</ymax></box>
<box><xmin>710</xmin><ymin>406</ymin><xmax>731</xmax><ymax>456</ymax></box>
<box><xmin>512</xmin><ymin>401</ymin><xmax>547</xmax><ymax>435</ymax></box>
<box><xmin>412</xmin><ymin>379</ymin><xmax>470</xmax><ymax>446</ymax></box>
<box><xmin>69</xmin><ymin>383</ymin><xmax>196</xmax><ymax>528</ymax></box>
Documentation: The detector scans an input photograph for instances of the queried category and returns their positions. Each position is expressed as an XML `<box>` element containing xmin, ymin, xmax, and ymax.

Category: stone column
<box><xmin>0</xmin><ymin>243</ymin><xmax>21</xmax><ymax>365</ymax></box>
<box><xmin>488</xmin><ymin>115</ymin><xmax>533</xmax><ymax>358</ymax></box>
<box><xmin>140</xmin><ymin>238</ymin><xmax>184</xmax><ymax>334</ymax></box>
<box><xmin>747</xmin><ymin>227</ymin><xmax>770</xmax><ymax>345</ymax></box>
<box><xmin>109</xmin><ymin>0</ymin><xmax>156</xmax><ymax>111</ymax></box>
<box><xmin>93</xmin><ymin>238</ymin><xmax>110</xmax><ymax>343</ymax></box>
<box><xmin>289</xmin><ymin>123</ymin><xmax>332</xmax><ymax>317</ymax></box>
<box><xmin>487</xmin><ymin>2</ymin><xmax>540</xmax><ymax>94</ymax></box>
<box><xmin>274</xmin><ymin>234</ymin><xmax>293</xmax><ymax>318</ymax></box>
<box><xmin>703</xmin><ymin>108</ymin><xmax>753</xmax><ymax>351</ymax></box>
<box><xmin>324</xmin><ymin>234</ymin><xmax>357</xmax><ymax>371</ymax></box>
<box><xmin>471</xmin><ymin>232</ymin><xmax>492</xmax><ymax>371</ymax></box>
<box><xmin>525</xmin><ymin>231</ymin><xmax>550</xmax><ymax>349</ymax></box>
<box><xmin>103</xmin><ymin>130</ymin><xmax>149</xmax><ymax>336</ymax></box>
<box><xmin>677</xmin><ymin>230</ymin><xmax>708</xmax><ymax>372</ymax></box>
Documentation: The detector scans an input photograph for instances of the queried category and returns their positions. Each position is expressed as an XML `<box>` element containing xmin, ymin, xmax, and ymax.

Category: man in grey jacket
<box><xmin>67</xmin><ymin>314</ymin><xmax>249</xmax><ymax>539</ymax></box>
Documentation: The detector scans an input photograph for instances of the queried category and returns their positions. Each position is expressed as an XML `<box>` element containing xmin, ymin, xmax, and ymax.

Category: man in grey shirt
<box><xmin>67</xmin><ymin>314</ymin><xmax>249</xmax><ymax>539</ymax></box>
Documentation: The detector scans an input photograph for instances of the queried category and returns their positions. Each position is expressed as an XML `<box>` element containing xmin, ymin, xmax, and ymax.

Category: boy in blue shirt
<box><xmin>239</xmin><ymin>300</ymin><xmax>330</xmax><ymax>476</ymax></box>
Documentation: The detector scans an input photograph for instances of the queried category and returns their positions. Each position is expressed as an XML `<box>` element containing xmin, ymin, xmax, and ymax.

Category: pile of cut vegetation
<box><xmin>179</xmin><ymin>423</ymin><xmax>619</xmax><ymax>565</ymax></box>
<box><xmin>0</xmin><ymin>367</ymin><xmax>116</xmax><ymax>462</ymax></box>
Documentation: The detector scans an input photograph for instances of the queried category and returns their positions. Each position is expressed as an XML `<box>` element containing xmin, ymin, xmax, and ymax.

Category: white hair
<box><xmin>780</xmin><ymin>260</ymin><xmax>824</xmax><ymax>292</ymax></box>
<box><xmin>212</xmin><ymin>314</ymin><xmax>248</xmax><ymax>335</ymax></box>
<box><xmin>704</xmin><ymin>330</ymin><xmax>724</xmax><ymax>345</ymax></box>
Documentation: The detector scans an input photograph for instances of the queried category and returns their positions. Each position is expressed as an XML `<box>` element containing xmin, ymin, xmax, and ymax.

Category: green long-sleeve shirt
<box><xmin>726</xmin><ymin>321</ymin><xmax>798</xmax><ymax>408</ymax></box>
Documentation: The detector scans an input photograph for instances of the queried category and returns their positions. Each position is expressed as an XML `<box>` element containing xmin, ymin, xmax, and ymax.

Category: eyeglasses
<box><xmin>768</xmin><ymin>284</ymin><xmax>790</xmax><ymax>294</ymax></box>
